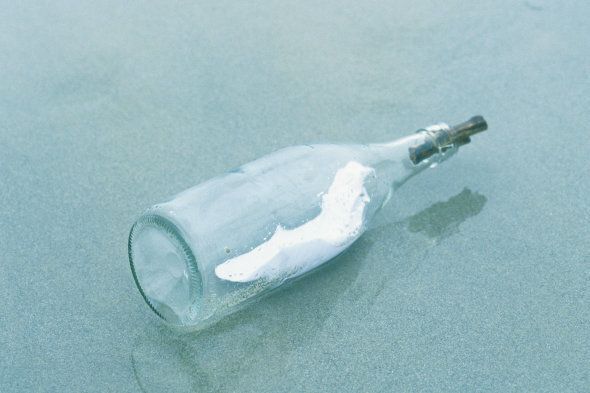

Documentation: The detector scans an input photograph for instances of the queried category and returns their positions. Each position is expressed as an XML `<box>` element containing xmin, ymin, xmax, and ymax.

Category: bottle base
<box><xmin>128</xmin><ymin>214</ymin><xmax>202</xmax><ymax>326</ymax></box>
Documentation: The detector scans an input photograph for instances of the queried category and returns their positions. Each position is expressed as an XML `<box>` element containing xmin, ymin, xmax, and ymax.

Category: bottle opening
<box><xmin>128</xmin><ymin>214</ymin><xmax>202</xmax><ymax>326</ymax></box>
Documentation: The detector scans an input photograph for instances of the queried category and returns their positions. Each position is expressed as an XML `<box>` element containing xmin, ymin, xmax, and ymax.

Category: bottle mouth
<box><xmin>128</xmin><ymin>214</ymin><xmax>202</xmax><ymax>326</ymax></box>
<box><xmin>409</xmin><ymin>116</ymin><xmax>488</xmax><ymax>164</ymax></box>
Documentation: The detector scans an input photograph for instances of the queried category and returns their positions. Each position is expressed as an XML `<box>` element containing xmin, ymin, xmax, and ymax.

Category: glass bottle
<box><xmin>128</xmin><ymin>116</ymin><xmax>488</xmax><ymax>329</ymax></box>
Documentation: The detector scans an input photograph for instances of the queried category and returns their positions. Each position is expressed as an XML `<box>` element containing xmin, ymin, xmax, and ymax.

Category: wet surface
<box><xmin>1</xmin><ymin>0</ymin><xmax>589</xmax><ymax>391</ymax></box>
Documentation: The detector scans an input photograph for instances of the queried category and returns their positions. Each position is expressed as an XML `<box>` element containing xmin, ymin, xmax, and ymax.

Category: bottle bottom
<box><xmin>128</xmin><ymin>214</ymin><xmax>202</xmax><ymax>326</ymax></box>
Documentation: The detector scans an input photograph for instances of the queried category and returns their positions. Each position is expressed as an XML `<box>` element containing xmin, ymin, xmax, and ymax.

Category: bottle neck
<box><xmin>367</xmin><ymin>123</ymin><xmax>459</xmax><ymax>191</ymax></box>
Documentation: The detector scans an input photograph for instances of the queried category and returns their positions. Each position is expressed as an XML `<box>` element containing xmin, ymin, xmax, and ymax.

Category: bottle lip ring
<box><xmin>128</xmin><ymin>213</ymin><xmax>202</xmax><ymax>326</ymax></box>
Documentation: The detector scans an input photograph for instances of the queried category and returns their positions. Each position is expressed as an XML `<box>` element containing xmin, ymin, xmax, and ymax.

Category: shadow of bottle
<box><xmin>131</xmin><ymin>188</ymin><xmax>487</xmax><ymax>393</ymax></box>
<box><xmin>406</xmin><ymin>187</ymin><xmax>487</xmax><ymax>243</ymax></box>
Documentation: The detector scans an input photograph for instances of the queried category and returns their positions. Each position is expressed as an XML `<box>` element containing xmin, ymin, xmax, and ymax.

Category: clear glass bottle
<box><xmin>129</xmin><ymin>116</ymin><xmax>487</xmax><ymax>329</ymax></box>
